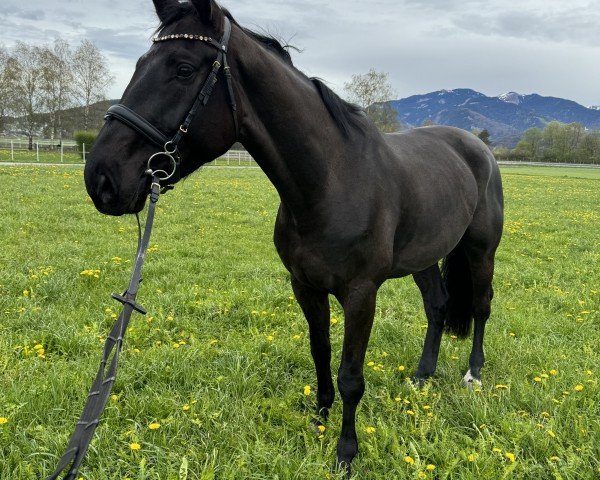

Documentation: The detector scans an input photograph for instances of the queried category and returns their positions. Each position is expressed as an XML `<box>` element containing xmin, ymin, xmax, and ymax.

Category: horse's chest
<box><xmin>274</xmin><ymin>223</ymin><xmax>339</xmax><ymax>289</ymax></box>
<box><xmin>273</xmin><ymin>213</ymin><xmax>373</xmax><ymax>291</ymax></box>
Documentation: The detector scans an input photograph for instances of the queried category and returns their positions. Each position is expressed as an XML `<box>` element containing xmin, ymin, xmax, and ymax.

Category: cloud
<box><xmin>451</xmin><ymin>8</ymin><xmax>600</xmax><ymax>46</ymax></box>
<box><xmin>1</xmin><ymin>0</ymin><xmax>599</xmax><ymax>105</ymax></box>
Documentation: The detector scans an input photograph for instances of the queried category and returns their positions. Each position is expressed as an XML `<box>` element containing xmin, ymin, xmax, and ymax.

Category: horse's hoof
<box><xmin>335</xmin><ymin>459</ymin><xmax>352</xmax><ymax>478</ymax></box>
<box><xmin>410</xmin><ymin>376</ymin><xmax>428</xmax><ymax>389</ymax></box>
<box><xmin>462</xmin><ymin>369</ymin><xmax>482</xmax><ymax>389</ymax></box>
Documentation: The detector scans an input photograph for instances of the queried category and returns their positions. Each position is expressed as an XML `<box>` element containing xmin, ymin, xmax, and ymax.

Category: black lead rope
<box><xmin>47</xmin><ymin>176</ymin><xmax>162</xmax><ymax>480</ymax></box>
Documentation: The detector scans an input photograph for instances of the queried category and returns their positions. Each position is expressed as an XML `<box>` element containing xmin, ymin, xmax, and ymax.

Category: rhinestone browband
<box><xmin>153</xmin><ymin>33</ymin><xmax>214</xmax><ymax>43</ymax></box>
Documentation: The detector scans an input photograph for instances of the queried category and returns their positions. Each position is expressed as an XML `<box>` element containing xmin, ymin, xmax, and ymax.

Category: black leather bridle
<box><xmin>104</xmin><ymin>16</ymin><xmax>238</xmax><ymax>183</ymax></box>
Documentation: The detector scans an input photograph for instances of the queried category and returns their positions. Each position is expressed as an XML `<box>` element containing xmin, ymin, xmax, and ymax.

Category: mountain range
<box><xmin>387</xmin><ymin>89</ymin><xmax>600</xmax><ymax>147</ymax></box>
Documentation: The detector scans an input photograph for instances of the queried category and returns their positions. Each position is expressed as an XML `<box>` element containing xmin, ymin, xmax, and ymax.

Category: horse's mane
<box><xmin>156</xmin><ymin>2</ymin><xmax>363</xmax><ymax>136</ymax></box>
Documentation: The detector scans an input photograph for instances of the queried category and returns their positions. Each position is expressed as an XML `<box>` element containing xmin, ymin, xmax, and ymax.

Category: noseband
<box><xmin>104</xmin><ymin>16</ymin><xmax>238</xmax><ymax>182</ymax></box>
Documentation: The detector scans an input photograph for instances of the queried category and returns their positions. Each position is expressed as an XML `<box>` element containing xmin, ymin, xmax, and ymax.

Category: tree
<box><xmin>39</xmin><ymin>38</ymin><xmax>74</xmax><ymax>143</ymax></box>
<box><xmin>543</xmin><ymin>121</ymin><xmax>583</xmax><ymax>163</ymax></box>
<box><xmin>514</xmin><ymin>128</ymin><xmax>543</xmax><ymax>161</ymax></box>
<box><xmin>72</xmin><ymin>40</ymin><xmax>114</xmax><ymax>130</ymax></box>
<box><xmin>0</xmin><ymin>45</ymin><xmax>17</xmax><ymax>132</ymax></box>
<box><xmin>12</xmin><ymin>42</ymin><xmax>45</xmax><ymax>149</ymax></box>
<box><xmin>344</xmin><ymin>68</ymin><xmax>399</xmax><ymax>132</ymax></box>
<box><xmin>477</xmin><ymin>129</ymin><xmax>491</xmax><ymax>146</ymax></box>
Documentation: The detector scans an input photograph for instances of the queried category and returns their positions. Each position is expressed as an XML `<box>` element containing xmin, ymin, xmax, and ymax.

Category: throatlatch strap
<box><xmin>46</xmin><ymin>179</ymin><xmax>162</xmax><ymax>480</ymax></box>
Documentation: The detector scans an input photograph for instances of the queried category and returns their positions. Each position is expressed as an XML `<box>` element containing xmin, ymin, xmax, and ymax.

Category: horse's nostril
<box><xmin>96</xmin><ymin>173</ymin><xmax>116</xmax><ymax>205</ymax></box>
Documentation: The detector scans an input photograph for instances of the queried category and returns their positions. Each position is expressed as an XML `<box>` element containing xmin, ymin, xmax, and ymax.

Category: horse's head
<box><xmin>85</xmin><ymin>0</ymin><xmax>238</xmax><ymax>215</ymax></box>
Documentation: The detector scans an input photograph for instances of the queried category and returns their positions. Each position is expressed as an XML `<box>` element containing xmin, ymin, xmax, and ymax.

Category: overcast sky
<box><xmin>2</xmin><ymin>0</ymin><xmax>599</xmax><ymax>106</ymax></box>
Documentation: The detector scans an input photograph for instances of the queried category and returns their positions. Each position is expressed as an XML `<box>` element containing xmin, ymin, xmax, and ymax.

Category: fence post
<box><xmin>61</xmin><ymin>143</ymin><xmax>64</xmax><ymax>163</ymax></box>
<box><xmin>83</xmin><ymin>143</ymin><xmax>86</xmax><ymax>163</ymax></box>
<box><xmin>36</xmin><ymin>143</ymin><xmax>40</xmax><ymax>162</ymax></box>
<box><xmin>11</xmin><ymin>141</ymin><xmax>14</xmax><ymax>162</ymax></box>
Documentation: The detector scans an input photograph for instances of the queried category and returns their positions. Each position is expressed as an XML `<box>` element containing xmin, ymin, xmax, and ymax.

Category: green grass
<box><xmin>499</xmin><ymin>165</ymin><xmax>600</xmax><ymax>180</ymax></box>
<box><xmin>0</xmin><ymin>165</ymin><xmax>598</xmax><ymax>479</ymax></box>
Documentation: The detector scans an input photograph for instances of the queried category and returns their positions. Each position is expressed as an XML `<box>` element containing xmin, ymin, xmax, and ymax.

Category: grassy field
<box><xmin>0</xmin><ymin>165</ymin><xmax>598</xmax><ymax>479</ymax></box>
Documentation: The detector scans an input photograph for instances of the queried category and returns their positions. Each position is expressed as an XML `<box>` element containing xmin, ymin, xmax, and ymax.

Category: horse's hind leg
<box><xmin>291</xmin><ymin>276</ymin><xmax>335</xmax><ymax>422</ymax></box>
<box><xmin>413</xmin><ymin>264</ymin><xmax>448</xmax><ymax>384</ymax></box>
<box><xmin>462</xmin><ymin>247</ymin><xmax>496</xmax><ymax>388</ymax></box>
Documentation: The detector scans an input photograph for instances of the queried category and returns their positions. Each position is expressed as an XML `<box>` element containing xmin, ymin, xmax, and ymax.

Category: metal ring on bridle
<box><xmin>164</xmin><ymin>141</ymin><xmax>177</xmax><ymax>155</ymax></box>
<box><xmin>147</xmin><ymin>151</ymin><xmax>177</xmax><ymax>181</ymax></box>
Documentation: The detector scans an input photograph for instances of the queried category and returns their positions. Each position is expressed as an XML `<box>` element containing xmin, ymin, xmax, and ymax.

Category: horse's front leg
<box><xmin>291</xmin><ymin>276</ymin><xmax>335</xmax><ymax>423</ymax></box>
<box><xmin>335</xmin><ymin>281</ymin><xmax>377</xmax><ymax>474</ymax></box>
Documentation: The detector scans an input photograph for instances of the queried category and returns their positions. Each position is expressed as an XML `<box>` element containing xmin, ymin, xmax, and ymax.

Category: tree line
<box><xmin>494</xmin><ymin>122</ymin><xmax>600</xmax><ymax>165</ymax></box>
<box><xmin>0</xmin><ymin>38</ymin><xmax>114</xmax><ymax>148</ymax></box>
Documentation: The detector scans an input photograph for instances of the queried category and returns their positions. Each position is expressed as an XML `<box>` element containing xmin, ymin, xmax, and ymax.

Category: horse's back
<box><xmin>384</xmin><ymin>126</ymin><xmax>500</xmax><ymax>195</ymax></box>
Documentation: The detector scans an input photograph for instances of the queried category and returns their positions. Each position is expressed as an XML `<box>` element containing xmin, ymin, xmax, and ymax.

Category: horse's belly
<box><xmin>391</xmin><ymin>203</ymin><xmax>475</xmax><ymax>274</ymax></box>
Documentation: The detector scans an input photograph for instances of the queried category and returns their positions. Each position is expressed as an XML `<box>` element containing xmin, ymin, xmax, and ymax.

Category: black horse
<box><xmin>85</xmin><ymin>0</ymin><xmax>504</xmax><ymax>472</ymax></box>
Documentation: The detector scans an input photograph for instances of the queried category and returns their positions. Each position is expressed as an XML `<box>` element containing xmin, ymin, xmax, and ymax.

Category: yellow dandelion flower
<box><xmin>426</xmin><ymin>464</ymin><xmax>436</xmax><ymax>471</ymax></box>
<box><xmin>467</xmin><ymin>454</ymin><xmax>476</xmax><ymax>462</ymax></box>
<box><xmin>318</xmin><ymin>425</ymin><xmax>326</xmax><ymax>433</ymax></box>
<box><xmin>417</xmin><ymin>473</ymin><xmax>427</xmax><ymax>479</ymax></box>
<box><xmin>292</xmin><ymin>334</ymin><xmax>301</xmax><ymax>341</ymax></box>
<box><xmin>266</xmin><ymin>335</ymin><xmax>274</xmax><ymax>342</ymax></box>
<box><xmin>505</xmin><ymin>452</ymin><xmax>516</xmax><ymax>463</ymax></box>
<box><xmin>33</xmin><ymin>344</ymin><xmax>44</xmax><ymax>351</ymax></box>
<box><xmin>398</xmin><ymin>365</ymin><xmax>406</xmax><ymax>372</ymax></box>
<box><xmin>367</xmin><ymin>361</ymin><xmax>375</xmax><ymax>367</ymax></box>
<box><xmin>0</xmin><ymin>417</ymin><xmax>9</xmax><ymax>425</ymax></box>
<box><xmin>534</xmin><ymin>376</ymin><xmax>542</xmax><ymax>383</ymax></box>
<box><xmin>574</xmin><ymin>384</ymin><xmax>584</xmax><ymax>392</ymax></box>
<box><xmin>365</xmin><ymin>426</ymin><xmax>376</xmax><ymax>434</ymax></box>
<box><xmin>492</xmin><ymin>448</ymin><xmax>502</xmax><ymax>453</ymax></box>
<box><xmin>330</xmin><ymin>317</ymin><xmax>338</xmax><ymax>325</ymax></box>
<box><xmin>148</xmin><ymin>423</ymin><xmax>161</xmax><ymax>430</ymax></box>
<box><xmin>303</xmin><ymin>385</ymin><xmax>311</xmax><ymax>396</ymax></box>
<box><xmin>404</xmin><ymin>456</ymin><xmax>415</xmax><ymax>465</ymax></box>
<box><xmin>549</xmin><ymin>456</ymin><xmax>560</xmax><ymax>462</ymax></box>
<box><xmin>182</xmin><ymin>404</ymin><xmax>190</xmax><ymax>412</ymax></box>
<box><xmin>406</xmin><ymin>410</ymin><xmax>415</xmax><ymax>416</ymax></box>
<box><xmin>495</xmin><ymin>384</ymin><xmax>508</xmax><ymax>390</ymax></box>
<box><xmin>547</xmin><ymin>430</ymin><xmax>556</xmax><ymax>438</ymax></box>
<box><xmin>130</xmin><ymin>442</ymin><xmax>141</xmax><ymax>451</ymax></box>
<box><xmin>110</xmin><ymin>394</ymin><xmax>119</xmax><ymax>402</ymax></box>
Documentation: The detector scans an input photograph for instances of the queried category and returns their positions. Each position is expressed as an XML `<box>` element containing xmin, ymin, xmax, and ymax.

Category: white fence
<box><xmin>207</xmin><ymin>150</ymin><xmax>256</xmax><ymax>167</ymax></box>
<box><xmin>0</xmin><ymin>139</ymin><xmax>256</xmax><ymax>167</ymax></box>
<box><xmin>0</xmin><ymin>140</ymin><xmax>84</xmax><ymax>163</ymax></box>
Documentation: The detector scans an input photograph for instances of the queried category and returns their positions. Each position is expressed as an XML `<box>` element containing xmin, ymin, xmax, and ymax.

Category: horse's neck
<box><xmin>234</xmin><ymin>37</ymin><xmax>353</xmax><ymax>217</ymax></box>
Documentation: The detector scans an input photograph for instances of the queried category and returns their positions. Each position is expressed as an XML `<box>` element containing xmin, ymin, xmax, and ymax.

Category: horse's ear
<box><xmin>152</xmin><ymin>0</ymin><xmax>177</xmax><ymax>23</ymax></box>
<box><xmin>191</xmin><ymin>0</ymin><xmax>215</xmax><ymax>23</ymax></box>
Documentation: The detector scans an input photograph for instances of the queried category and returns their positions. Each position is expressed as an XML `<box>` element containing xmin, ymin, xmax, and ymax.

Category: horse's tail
<box><xmin>441</xmin><ymin>244</ymin><xmax>473</xmax><ymax>338</ymax></box>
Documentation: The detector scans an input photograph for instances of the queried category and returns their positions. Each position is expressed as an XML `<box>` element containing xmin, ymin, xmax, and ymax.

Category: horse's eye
<box><xmin>177</xmin><ymin>64</ymin><xmax>195</xmax><ymax>78</ymax></box>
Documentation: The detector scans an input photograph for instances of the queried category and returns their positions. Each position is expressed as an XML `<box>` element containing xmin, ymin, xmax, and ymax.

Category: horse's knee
<box><xmin>337</xmin><ymin>368</ymin><xmax>365</xmax><ymax>405</ymax></box>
